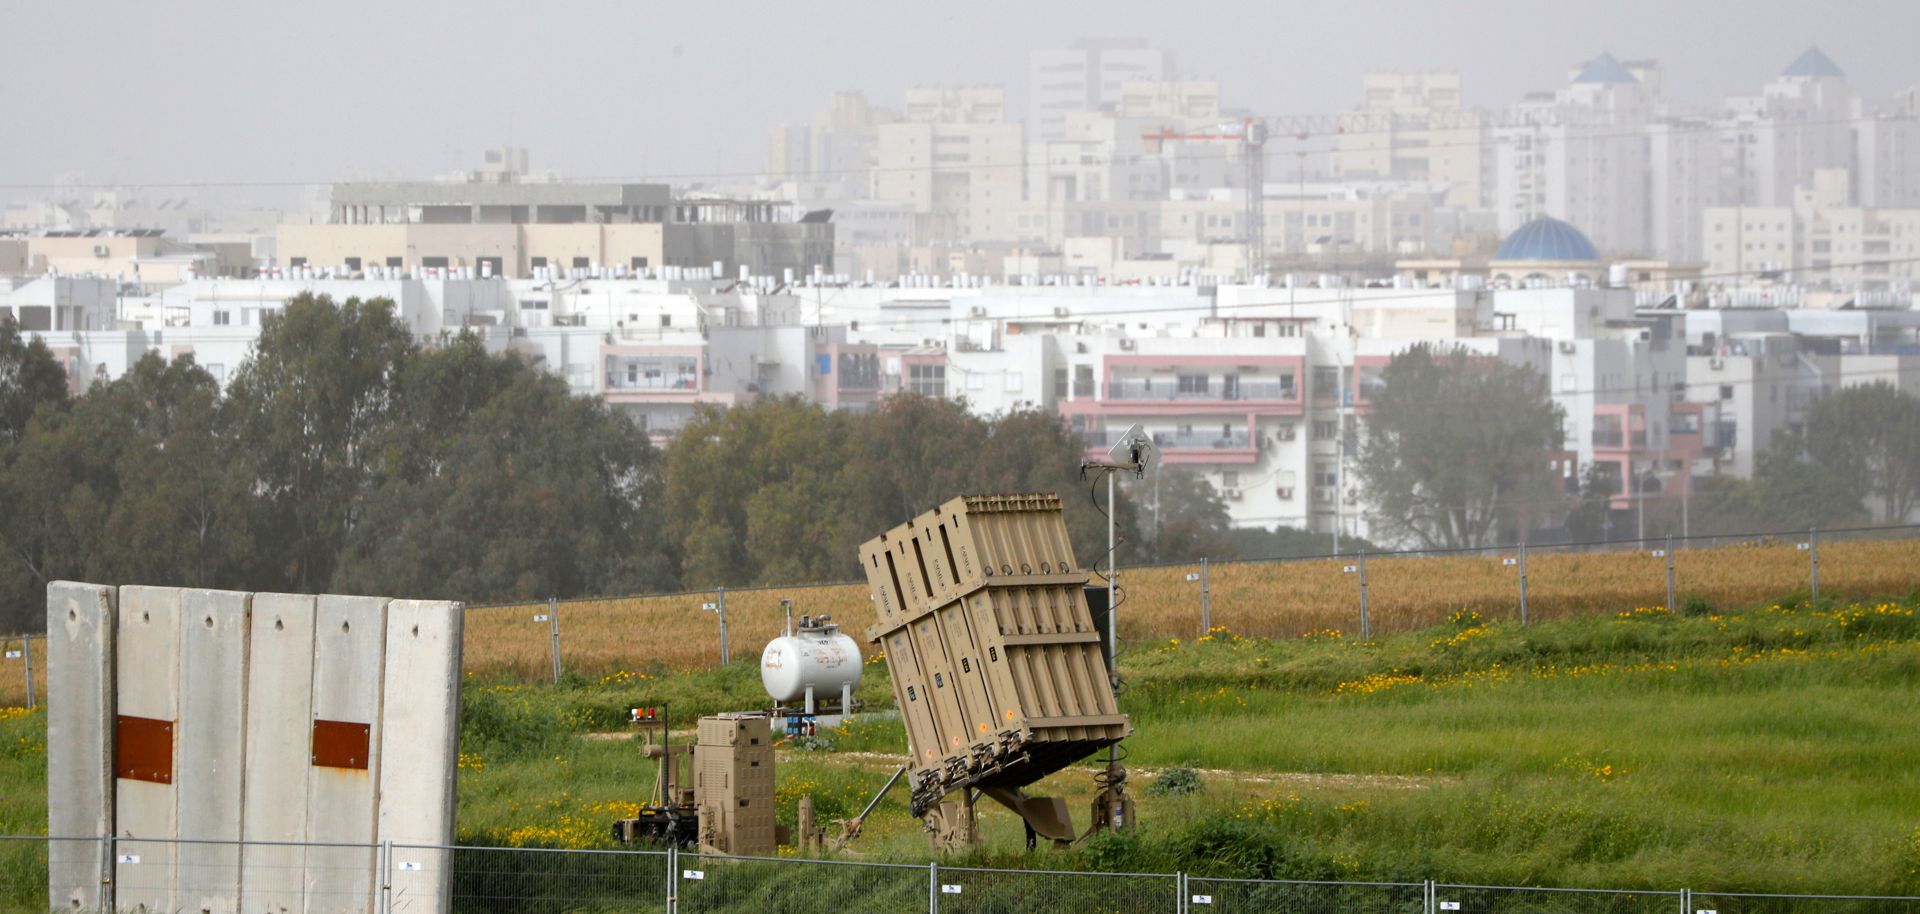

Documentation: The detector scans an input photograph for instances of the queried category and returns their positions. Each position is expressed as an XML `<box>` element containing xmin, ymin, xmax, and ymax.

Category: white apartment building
<box><xmin>1028</xmin><ymin>40</ymin><xmax>1173</xmax><ymax>141</ymax></box>
<box><xmin>1705</xmin><ymin>168</ymin><xmax>1920</xmax><ymax>292</ymax></box>
<box><xmin>871</xmin><ymin>89</ymin><xmax>1026</xmax><ymax>244</ymax></box>
<box><xmin>1720</xmin><ymin>47</ymin><xmax>1856</xmax><ymax>209</ymax></box>
<box><xmin>1332</xmin><ymin>72</ymin><xmax>1488</xmax><ymax>210</ymax></box>
<box><xmin>1493</xmin><ymin>53</ymin><xmax>1654</xmax><ymax>255</ymax></box>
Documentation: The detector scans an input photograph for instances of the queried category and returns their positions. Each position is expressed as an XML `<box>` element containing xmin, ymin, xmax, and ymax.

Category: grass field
<box><xmin>452</xmin><ymin>534</ymin><xmax>1920</xmax><ymax>682</ymax></box>
<box><xmin>451</xmin><ymin>593</ymin><xmax>1920</xmax><ymax>894</ymax></box>
<box><xmin>2</xmin><ymin>586</ymin><xmax>1918</xmax><ymax>902</ymax></box>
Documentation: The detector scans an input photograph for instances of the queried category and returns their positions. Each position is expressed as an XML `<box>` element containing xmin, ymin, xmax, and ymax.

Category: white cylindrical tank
<box><xmin>760</xmin><ymin>622</ymin><xmax>863</xmax><ymax>704</ymax></box>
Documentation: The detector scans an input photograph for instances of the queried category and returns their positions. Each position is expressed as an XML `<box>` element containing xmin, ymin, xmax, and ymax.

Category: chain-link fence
<box><xmin>439</xmin><ymin>521</ymin><xmax>1920</xmax><ymax>684</ymax></box>
<box><xmin>1184</xmin><ymin>874</ymin><xmax>1424</xmax><ymax>914</ymax></box>
<box><xmin>675</xmin><ymin>852</ymin><xmax>926</xmax><ymax>914</ymax></box>
<box><xmin>5</xmin><ymin>835</ymin><xmax>1916</xmax><ymax>914</ymax></box>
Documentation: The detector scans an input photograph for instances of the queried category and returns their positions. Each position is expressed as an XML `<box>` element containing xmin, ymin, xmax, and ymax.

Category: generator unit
<box><xmin>611</xmin><ymin>709</ymin><xmax>780</xmax><ymax>857</ymax></box>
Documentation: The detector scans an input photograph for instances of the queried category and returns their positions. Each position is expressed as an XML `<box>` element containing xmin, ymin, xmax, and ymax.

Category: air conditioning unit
<box><xmin>1276</xmin><ymin>486</ymin><xmax>1295</xmax><ymax>500</ymax></box>
<box><xmin>969</xmin><ymin>305</ymin><xmax>987</xmax><ymax>317</ymax></box>
<box><xmin>1224</xmin><ymin>488</ymin><xmax>1243</xmax><ymax>501</ymax></box>
<box><xmin>1118</xmin><ymin>338</ymin><xmax>1136</xmax><ymax>350</ymax></box>
<box><xmin>1558</xmin><ymin>341</ymin><xmax>1577</xmax><ymax>354</ymax></box>
<box><xmin>1314</xmin><ymin>486</ymin><xmax>1337</xmax><ymax>503</ymax></box>
<box><xmin>1274</xmin><ymin>424</ymin><xmax>1297</xmax><ymax>441</ymax></box>
<box><xmin>1344</xmin><ymin>488</ymin><xmax>1359</xmax><ymax>505</ymax></box>
<box><xmin>1709</xmin><ymin>357</ymin><xmax>1725</xmax><ymax>370</ymax></box>
<box><xmin>1638</xmin><ymin>329</ymin><xmax>1652</xmax><ymax>341</ymax></box>
<box><xmin>92</xmin><ymin>245</ymin><xmax>110</xmax><ymax>257</ymax></box>
<box><xmin>1053</xmin><ymin>306</ymin><xmax>1070</xmax><ymax>318</ymax></box>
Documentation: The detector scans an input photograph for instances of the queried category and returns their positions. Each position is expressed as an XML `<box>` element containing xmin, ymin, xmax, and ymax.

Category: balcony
<box><xmin>1107</xmin><ymin>378</ymin><xmax>1294</xmax><ymax>402</ymax></box>
<box><xmin>1590</xmin><ymin>429</ymin><xmax>1648</xmax><ymax>449</ymax></box>
<box><xmin>1080</xmin><ymin>429</ymin><xmax>1252</xmax><ymax>450</ymax></box>
<box><xmin>606</xmin><ymin>375</ymin><xmax>700</xmax><ymax>392</ymax></box>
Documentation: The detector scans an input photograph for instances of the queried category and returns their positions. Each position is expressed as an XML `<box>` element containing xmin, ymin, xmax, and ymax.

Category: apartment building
<box><xmin>872</xmin><ymin>89</ymin><xmax>1026</xmax><ymax>243</ymax></box>
<box><xmin>1332</xmin><ymin>72</ymin><xmax>1488</xmax><ymax>210</ymax></box>
<box><xmin>1719</xmin><ymin>47</ymin><xmax>1856</xmax><ymax>209</ymax></box>
<box><xmin>1028</xmin><ymin>39</ymin><xmax>1173</xmax><ymax>141</ymax></box>
<box><xmin>1493</xmin><ymin>53</ymin><xmax>1654</xmax><ymax>255</ymax></box>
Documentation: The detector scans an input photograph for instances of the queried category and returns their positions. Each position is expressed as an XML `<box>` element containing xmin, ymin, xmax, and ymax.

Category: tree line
<box><xmin>0</xmin><ymin>295</ymin><xmax>1263</xmax><ymax>633</ymax></box>
<box><xmin>5</xmin><ymin>298</ymin><xmax>1913</xmax><ymax>634</ymax></box>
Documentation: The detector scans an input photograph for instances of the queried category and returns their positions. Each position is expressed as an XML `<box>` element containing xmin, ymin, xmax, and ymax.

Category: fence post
<box><xmin>1200</xmin><ymin>559</ymin><xmax>1212</xmax><ymax>635</ymax></box>
<box><xmin>379</xmin><ymin>840</ymin><xmax>392</xmax><ymax>914</ymax></box>
<box><xmin>546</xmin><ymin>597</ymin><xmax>563</xmax><ymax>684</ymax></box>
<box><xmin>1808</xmin><ymin>527</ymin><xmax>1820</xmax><ymax>603</ymax></box>
<box><xmin>718</xmin><ymin>587</ymin><xmax>731</xmax><ymax>665</ymax></box>
<box><xmin>929</xmin><ymin>861</ymin><xmax>939</xmax><ymax>914</ymax></box>
<box><xmin>1176</xmin><ymin>871</ymin><xmax>1186</xmax><ymax>914</ymax></box>
<box><xmin>1357</xmin><ymin>552</ymin><xmax>1371</xmax><ymax>639</ymax></box>
<box><xmin>667</xmin><ymin>844</ymin><xmax>678</xmax><ymax>914</ymax></box>
<box><xmin>102</xmin><ymin>834</ymin><xmax>115</xmax><ymax>914</ymax></box>
<box><xmin>21</xmin><ymin>633</ymin><xmax>34</xmax><ymax>711</ymax></box>
<box><xmin>1424</xmin><ymin>879</ymin><xmax>1436</xmax><ymax>914</ymax></box>
<box><xmin>1515</xmin><ymin>542</ymin><xmax>1530</xmax><ymax>625</ymax></box>
<box><xmin>1681</xmin><ymin>887</ymin><xmax>1691</xmax><ymax>914</ymax></box>
<box><xmin>1664</xmin><ymin>534</ymin><xmax>1676</xmax><ymax>615</ymax></box>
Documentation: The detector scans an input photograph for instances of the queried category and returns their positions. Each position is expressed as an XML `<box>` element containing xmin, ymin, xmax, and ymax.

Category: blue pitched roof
<box><xmin>1574</xmin><ymin>52</ymin><xmax>1637</xmax><ymax>84</ymax></box>
<box><xmin>1496</xmin><ymin>217</ymin><xmax>1601</xmax><ymax>262</ymax></box>
<box><xmin>1782</xmin><ymin>46</ymin><xmax>1845</xmax><ymax>78</ymax></box>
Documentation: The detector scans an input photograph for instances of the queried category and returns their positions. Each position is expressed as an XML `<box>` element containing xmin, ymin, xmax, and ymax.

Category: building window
<box><xmin>289</xmin><ymin>257</ymin><xmax>308</xmax><ymax>267</ymax></box>
<box><xmin>1720</xmin><ymin>385</ymin><xmax>1734</xmax><ymax>401</ymax></box>
<box><xmin>1314</xmin><ymin>461</ymin><xmax>1338</xmax><ymax>487</ymax></box>
<box><xmin>1177</xmin><ymin>373</ymin><xmax>1209</xmax><ymax>395</ymax></box>
<box><xmin>1222</xmin><ymin>470</ymin><xmax>1240</xmax><ymax>488</ymax></box>
<box><xmin>345</xmin><ymin>257</ymin><xmax>362</xmax><ymax>272</ymax></box>
<box><xmin>386</xmin><ymin>256</ymin><xmax>403</xmax><ymax>268</ymax></box>
<box><xmin>572</xmin><ymin>257</ymin><xmax>590</xmax><ymax>269</ymax></box>
<box><xmin>422</xmin><ymin>256</ymin><xmax>449</xmax><ymax>268</ymax></box>
<box><xmin>532</xmin><ymin>257</ymin><xmax>549</xmax><ymax>269</ymax></box>
<box><xmin>631</xmin><ymin>256</ymin><xmax>649</xmax><ymax>269</ymax></box>
<box><xmin>1005</xmin><ymin>371</ymin><xmax>1023</xmax><ymax>392</ymax></box>
<box><xmin>1313</xmin><ymin>419</ymin><xmax>1338</xmax><ymax>440</ymax></box>
<box><xmin>907</xmin><ymin>364</ymin><xmax>946</xmax><ymax>397</ymax></box>
<box><xmin>1054</xmin><ymin>368</ymin><xmax>1068</xmax><ymax>398</ymax></box>
<box><xmin>212</xmin><ymin>310</ymin><xmax>231</xmax><ymax>326</ymax></box>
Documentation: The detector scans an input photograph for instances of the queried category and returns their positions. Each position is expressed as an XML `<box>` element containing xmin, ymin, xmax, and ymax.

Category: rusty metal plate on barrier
<box><xmin>311</xmin><ymin>719</ymin><xmax>371</xmax><ymax>770</ymax></box>
<box><xmin>115</xmin><ymin>715</ymin><xmax>174</xmax><ymax>784</ymax></box>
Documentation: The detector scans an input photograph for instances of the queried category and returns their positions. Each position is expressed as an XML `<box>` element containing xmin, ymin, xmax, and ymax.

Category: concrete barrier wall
<box><xmin>46</xmin><ymin>582</ymin><xmax>115</xmax><ymax>912</ymax></box>
<box><xmin>177</xmin><ymin>590</ymin><xmax>251</xmax><ymax>914</ymax></box>
<box><xmin>379</xmin><ymin>601</ymin><xmax>463</xmax><ymax>914</ymax></box>
<box><xmin>115</xmin><ymin>586</ymin><xmax>183</xmax><ymax>914</ymax></box>
<box><xmin>240</xmin><ymin>593</ymin><xmax>317</xmax><ymax>914</ymax></box>
<box><xmin>48</xmin><ymin>585</ymin><xmax>461</xmax><ymax>914</ymax></box>
<box><xmin>304</xmin><ymin>596</ymin><xmax>388</xmax><ymax>914</ymax></box>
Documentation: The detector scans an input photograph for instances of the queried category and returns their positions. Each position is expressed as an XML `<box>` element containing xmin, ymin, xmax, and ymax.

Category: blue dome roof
<box><xmin>1782</xmin><ymin>46</ymin><xmax>1844</xmax><ymax>79</ymax></box>
<box><xmin>1495</xmin><ymin>217</ymin><xmax>1600</xmax><ymax>261</ymax></box>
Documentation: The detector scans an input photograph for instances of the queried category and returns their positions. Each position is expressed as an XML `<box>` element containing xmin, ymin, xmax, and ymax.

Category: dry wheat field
<box><xmin>0</xmin><ymin>534</ymin><xmax>1910</xmax><ymax>705</ymax></box>
<box><xmin>455</xmin><ymin>533</ymin><xmax>1920</xmax><ymax>682</ymax></box>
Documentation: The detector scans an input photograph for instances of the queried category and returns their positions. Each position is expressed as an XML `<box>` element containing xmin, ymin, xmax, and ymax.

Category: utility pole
<box><xmin>1082</xmin><ymin>424</ymin><xmax>1157</xmax><ymax>783</ymax></box>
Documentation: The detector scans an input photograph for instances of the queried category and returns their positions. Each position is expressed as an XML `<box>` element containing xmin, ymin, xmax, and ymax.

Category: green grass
<box><xmin>3</xmin><ymin>594</ymin><xmax>1920</xmax><ymax>908</ymax></box>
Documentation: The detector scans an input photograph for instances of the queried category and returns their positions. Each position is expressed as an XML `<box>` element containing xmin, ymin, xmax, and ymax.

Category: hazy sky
<box><xmin>7</xmin><ymin>0</ymin><xmax>1918</xmax><ymax>202</ymax></box>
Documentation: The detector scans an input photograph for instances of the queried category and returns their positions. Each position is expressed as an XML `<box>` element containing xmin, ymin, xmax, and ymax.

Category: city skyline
<box><xmin>5</xmin><ymin>0</ymin><xmax>1917</xmax><ymax>199</ymax></box>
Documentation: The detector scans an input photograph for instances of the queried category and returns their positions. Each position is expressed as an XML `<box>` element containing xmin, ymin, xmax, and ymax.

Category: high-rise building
<box><xmin>1332</xmin><ymin>72</ymin><xmax>1487</xmax><ymax>209</ymax></box>
<box><xmin>1028</xmin><ymin>39</ymin><xmax>1172</xmax><ymax>141</ymax></box>
<box><xmin>874</xmin><ymin>89</ymin><xmax>1026</xmax><ymax>242</ymax></box>
<box><xmin>1719</xmin><ymin>47</ymin><xmax>1856</xmax><ymax>208</ymax></box>
<box><xmin>1492</xmin><ymin>53</ymin><xmax>1653</xmax><ymax>255</ymax></box>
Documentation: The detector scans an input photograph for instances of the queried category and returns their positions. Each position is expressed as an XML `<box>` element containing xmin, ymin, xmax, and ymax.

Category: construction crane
<box><xmin>1141</xmin><ymin>118</ymin><xmax>1272</xmax><ymax>280</ymax></box>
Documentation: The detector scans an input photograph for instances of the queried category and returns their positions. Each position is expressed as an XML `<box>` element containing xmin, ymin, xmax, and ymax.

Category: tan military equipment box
<box><xmin>858</xmin><ymin>493</ymin><xmax>1128</xmax><ymax>816</ymax></box>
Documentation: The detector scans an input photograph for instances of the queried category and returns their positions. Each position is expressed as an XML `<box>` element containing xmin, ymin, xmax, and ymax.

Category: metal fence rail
<box><xmin>5</xmin><ymin>835</ymin><xmax>1917</xmax><ymax>914</ymax></box>
<box><xmin>434</xmin><ymin>521</ymin><xmax>1920</xmax><ymax>678</ymax></box>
